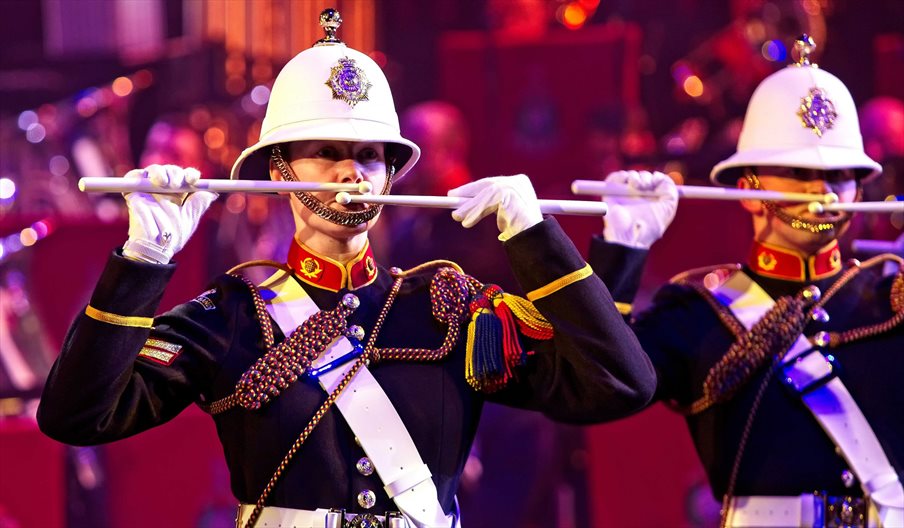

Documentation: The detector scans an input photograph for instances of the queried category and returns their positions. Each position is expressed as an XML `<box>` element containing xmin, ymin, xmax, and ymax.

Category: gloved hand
<box><xmin>122</xmin><ymin>164</ymin><xmax>218</xmax><ymax>264</ymax></box>
<box><xmin>448</xmin><ymin>174</ymin><xmax>543</xmax><ymax>241</ymax></box>
<box><xmin>602</xmin><ymin>170</ymin><xmax>678</xmax><ymax>249</ymax></box>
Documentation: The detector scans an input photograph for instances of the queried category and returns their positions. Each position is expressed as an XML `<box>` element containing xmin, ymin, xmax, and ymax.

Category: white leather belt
<box><xmin>727</xmin><ymin>495</ymin><xmax>818</xmax><ymax>527</ymax></box>
<box><xmin>236</xmin><ymin>504</ymin><xmax>410</xmax><ymax>528</ymax></box>
<box><xmin>726</xmin><ymin>494</ymin><xmax>879</xmax><ymax>527</ymax></box>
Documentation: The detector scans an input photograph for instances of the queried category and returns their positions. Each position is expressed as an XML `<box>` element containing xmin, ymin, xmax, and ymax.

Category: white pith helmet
<box><xmin>230</xmin><ymin>8</ymin><xmax>420</xmax><ymax>181</ymax></box>
<box><xmin>711</xmin><ymin>35</ymin><xmax>881</xmax><ymax>186</ymax></box>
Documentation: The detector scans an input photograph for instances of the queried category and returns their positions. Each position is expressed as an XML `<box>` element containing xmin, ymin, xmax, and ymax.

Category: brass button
<box><xmin>841</xmin><ymin>469</ymin><xmax>856</xmax><ymax>488</ymax></box>
<box><xmin>811</xmin><ymin>307</ymin><xmax>830</xmax><ymax>323</ymax></box>
<box><xmin>357</xmin><ymin>489</ymin><xmax>377</xmax><ymax>509</ymax></box>
<box><xmin>343</xmin><ymin>293</ymin><xmax>360</xmax><ymax>310</ymax></box>
<box><xmin>348</xmin><ymin>325</ymin><xmax>365</xmax><ymax>340</ymax></box>
<box><xmin>356</xmin><ymin>456</ymin><xmax>375</xmax><ymax>476</ymax></box>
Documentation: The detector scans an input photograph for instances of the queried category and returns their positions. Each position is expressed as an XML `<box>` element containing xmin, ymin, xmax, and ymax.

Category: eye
<box><xmin>315</xmin><ymin>146</ymin><xmax>340</xmax><ymax>159</ymax></box>
<box><xmin>357</xmin><ymin>147</ymin><xmax>381</xmax><ymax>163</ymax></box>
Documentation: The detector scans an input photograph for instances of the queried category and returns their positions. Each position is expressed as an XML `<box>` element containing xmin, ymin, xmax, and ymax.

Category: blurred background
<box><xmin>1</xmin><ymin>1</ymin><xmax>902</xmax><ymax>527</ymax></box>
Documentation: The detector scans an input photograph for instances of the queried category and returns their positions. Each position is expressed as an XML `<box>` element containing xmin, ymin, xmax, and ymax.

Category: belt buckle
<box><xmin>345</xmin><ymin>513</ymin><xmax>383</xmax><ymax>528</ymax></box>
<box><xmin>825</xmin><ymin>495</ymin><xmax>867</xmax><ymax>528</ymax></box>
<box><xmin>781</xmin><ymin>347</ymin><xmax>839</xmax><ymax>395</ymax></box>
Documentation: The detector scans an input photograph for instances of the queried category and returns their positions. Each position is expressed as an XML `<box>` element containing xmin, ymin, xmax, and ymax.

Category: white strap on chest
<box><xmin>711</xmin><ymin>271</ymin><xmax>903</xmax><ymax>524</ymax></box>
<box><xmin>258</xmin><ymin>271</ymin><xmax>453</xmax><ymax>528</ymax></box>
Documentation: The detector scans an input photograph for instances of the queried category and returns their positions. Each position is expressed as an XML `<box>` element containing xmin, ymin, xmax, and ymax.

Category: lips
<box><xmin>782</xmin><ymin>205</ymin><xmax>845</xmax><ymax>223</ymax></box>
<box><xmin>329</xmin><ymin>200</ymin><xmax>369</xmax><ymax>213</ymax></box>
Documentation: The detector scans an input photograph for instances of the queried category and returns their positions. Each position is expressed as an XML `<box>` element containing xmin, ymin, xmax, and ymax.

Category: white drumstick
<box><xmin>335</xmin><ymin>192</ymin><xmax>608</xmax><ymax>216</ymax></box>
<box><xmin>571</xmin><ymin>180</ymin><xmax>838</xmax><ymax>204</ymax></box>
<box><xmin>808</xmin><ymin>201</ymin><xmax>904</xmax><ymax>214</ymax></box>
<box><xmin>78</xmin><ymin>177</ymin><xmax>373</xmax><ymax>194</ymax></box>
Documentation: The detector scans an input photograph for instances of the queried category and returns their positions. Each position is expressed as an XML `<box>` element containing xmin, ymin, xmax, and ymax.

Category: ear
<box><xmin>737</xmin><ymin>176</ymin><xmax>763</xmax><ymax>215</ymax></box>
<box><xmin>269</xmin><ymin>158</ymin><xmax>292</xmax><ymax>196</ymax></box>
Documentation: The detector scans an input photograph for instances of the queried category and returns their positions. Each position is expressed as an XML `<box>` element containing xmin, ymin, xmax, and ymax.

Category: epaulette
<box><xmin>669</xmin><ymin>263</ymin><xmax>747</xmax><ymax>339</ymax></box>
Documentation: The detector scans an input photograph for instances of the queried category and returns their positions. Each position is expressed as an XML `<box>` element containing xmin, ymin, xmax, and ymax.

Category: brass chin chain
<box><xmin>271</xmin><ymin>144</ymin><xmax>394</xmax><ymax>227</ymax></box>
<box><xmin>745</xmin><ymin>172</ymin><xmax>850</xmax><ymax>233</ymax></box>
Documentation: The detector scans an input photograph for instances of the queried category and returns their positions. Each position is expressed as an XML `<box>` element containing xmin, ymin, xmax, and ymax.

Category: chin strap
<box><xmin>270</xmin><ymin>144</ymin><xmax>392</xmax><ymax>226</ymax></box>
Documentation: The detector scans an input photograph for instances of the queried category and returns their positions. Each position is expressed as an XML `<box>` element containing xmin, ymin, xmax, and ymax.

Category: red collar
<box><xmin>287</xmin><ymin>239</ymin><xmax>379</xmax><ymax>292</ymax></box>
<box><xmin>747</xmin><ymin>239</ymin><xmax>842</xmax><ymax>282</ymax></box>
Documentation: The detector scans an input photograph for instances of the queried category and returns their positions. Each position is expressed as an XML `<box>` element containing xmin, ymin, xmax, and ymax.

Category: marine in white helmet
<box><xmin>588</xmin><ymin>35</ymin><xmax>903</xmax><ymax>528</ymax></box>
<box><xmin>37</xmin><ymin>8</ymin><xmax>656</xmax><ymax>528</ymax></box>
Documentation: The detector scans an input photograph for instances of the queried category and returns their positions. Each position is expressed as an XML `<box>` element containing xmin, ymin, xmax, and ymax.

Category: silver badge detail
<box><xmin>798</xmin><ymin>87</ymin><xmax>837</xmax><ymax>137</ymax></box>
<box><xmin>326</xmin><ymin>57</ymin><xmax>372</xmax><ymax>107</ymax></box>
<box><xmin>191</xmin><ymin>289</ymin><xmax>217</xmax><ymax>311</ymax></box>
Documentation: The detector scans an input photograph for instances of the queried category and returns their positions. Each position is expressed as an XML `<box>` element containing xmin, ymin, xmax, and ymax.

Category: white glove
<box><xmin>602</xmin><ymin>170</ymin><xmax>678</xmax><ymax>249</ymax></box>
<box><xmin>122</xmin><ymin>164</ymin><xmax>218</xmax><ymax>264</ymax></box>
<box><xmin>448</xmin><ymin>174</ymin><xmax>543</xmax><ymax>241</ymax></box>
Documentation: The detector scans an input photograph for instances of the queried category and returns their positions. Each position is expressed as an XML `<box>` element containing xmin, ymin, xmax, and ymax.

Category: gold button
<box><xmin>357</xmin><ymin>489</ymin><xmax>377</xmax><ymax>509</ymax></box>
<box><xmin>356</xmin><ymin>457</ymin><xmax>375</xmax><ymax>476</ymax></box>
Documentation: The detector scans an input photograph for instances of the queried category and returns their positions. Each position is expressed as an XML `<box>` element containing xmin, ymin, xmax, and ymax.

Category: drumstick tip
<box><xmin>77</xmin><ymin>179</ymin><xmax>87</xmax><ymax>192</ymax></box>
<box><xmin>824</xmin><ymin>192</ymin><xmax>839</xmax><ymax>204</ymax></box>
<box><xmin>808</xmin><ymin>202</ymin><xmax>825</xmax><ymax>214</ymax></box>
<box><xmin>358</xmin><ymin>181</ymin><xmax>373</xmax><ymax>194</ymax></box>
<box><xmin>336</xmin><ymin>191</ymin><xmax>352</xmax><ymax>205</ymax></box>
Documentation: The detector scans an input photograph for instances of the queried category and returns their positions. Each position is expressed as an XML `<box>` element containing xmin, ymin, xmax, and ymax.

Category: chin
<box><xmin>780</xmin><ymin>229</ymin><xmax>837</xmax><ymax>253</ymax></box>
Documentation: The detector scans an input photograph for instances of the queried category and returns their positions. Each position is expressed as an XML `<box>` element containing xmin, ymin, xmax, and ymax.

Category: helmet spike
<box><xmin>793</xmin><ymin>34</ymin><xmax>817</xmax><ymax>67</ymax></box>
<box><xmin>315</xmin><ymin>8</ymin><xmax>343</xmax><ymax>46</ymax></box>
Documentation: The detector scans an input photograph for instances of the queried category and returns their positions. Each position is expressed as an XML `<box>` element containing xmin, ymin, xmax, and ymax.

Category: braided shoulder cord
<box><xmin>669</xmin><ymin>288</ymin><xmax>815</xmax><ymax>415</ymax></box>
<box><xmin>671</xmin><ymin>256</ymin><xmax>904</xmax><ymax>416</ymax></box>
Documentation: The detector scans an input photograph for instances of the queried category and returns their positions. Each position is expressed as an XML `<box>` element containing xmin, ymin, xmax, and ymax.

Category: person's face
<box><xmin>272</xmin><ymin>140</ymin><xmax>388</xmax><ymax>241</ymax></box>
<box><xmin>740</xmin><ymin>166</ymin><xmax>859</xmax><ymax>253</ymax></box>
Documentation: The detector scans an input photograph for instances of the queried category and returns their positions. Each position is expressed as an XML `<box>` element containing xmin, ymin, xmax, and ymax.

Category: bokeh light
<box><xmin>250</xmin><ymin>85</ymin><xmax>271</xmax><ymax>105</ymax></box>
<box><xmin>562</xmin><ymin>4</ymin><xmax>588</xmax><ymax>29</ymax></box>
<box><xmin>17</xmin><ymin>110</ymin><xmax>38</xmax><ymax>131</ymax></box>
<box><xmin>761</xmin><ymin>40</ymin><xmax>787</xmax><ymax>62</ymax></box>
<box><xmin>26</xmin><ymin>123</ymin><xmax>47</xmax><ymax>143</ymax></box>
<box><xmin>111</xmin><ymin>76</ymin><xmax>134</xmax><ymax>97</ymax></box>
<box><xmin>49</xmin><ymin>155</ymin><xmax>70</xmax><ymax>176</ymax></box>
<box><xmin>0</xmin><ymin>178</ymin><xmax>16</xmax><ymax>199</ymax></box>
<box><xmin>20</xmin><ymin>228</ymin><xmax>38</xmax><ymax>247</ymax></box>
<box><xmin>204</xmin><ymin>126</ymin><xmax>226</xmax><ymax>149</ymax></box>
<box><xmin>683</xmin><ymin>75</ymin><xmax>704</xmax><ymax>98</ymax></box>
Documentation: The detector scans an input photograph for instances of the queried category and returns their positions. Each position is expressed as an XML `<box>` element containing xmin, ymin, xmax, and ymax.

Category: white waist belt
<box><xmin>726</xmin><ymin>495</ymin><xmax>881</xmax><ymax>528</ymax></box>
<box><xmin>236</xmin><ymin>504</ymin><xmax>410</xmax><ymax>528</ymax></box>
<box><xmin>727</xmin><ymin>495</ymin><xmax>821</xmax><ymax>527</ymax></box>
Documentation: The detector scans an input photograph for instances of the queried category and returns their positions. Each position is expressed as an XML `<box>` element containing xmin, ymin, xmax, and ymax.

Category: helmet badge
<box><xmin>791</xmin><ymin>35</ymin><xmax>836</xmax><ymax>137</ymax></box>
<box><xmin>326</xmin><ymin>57</ymin><xmax>373</xmax><ymax>108</ymax></box>
<box><xmin>798</xmin><ymin>87</ymin><xmax>837</xmax><ymax>137</ymax></box>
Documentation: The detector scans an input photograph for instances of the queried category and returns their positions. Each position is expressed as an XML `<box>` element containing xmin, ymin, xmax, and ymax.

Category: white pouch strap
<box><xmin>259</xmin><ymin>271</ymin><xmax>453</xmax><ymax>528</ymax></box>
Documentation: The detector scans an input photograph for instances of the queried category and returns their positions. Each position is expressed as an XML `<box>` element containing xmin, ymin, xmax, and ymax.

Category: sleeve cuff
<box><xmin>87</xmin><ymin>249</ymin><xmax>177</xmax><ymax>319</ymax></box>
<box><xmin>588</xmin><ymin>235</ymin><xmax>649</xmax><ymax>304</ymax></box>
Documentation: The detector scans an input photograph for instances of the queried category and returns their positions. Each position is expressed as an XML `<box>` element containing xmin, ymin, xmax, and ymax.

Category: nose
<box><xmin>335</xmin><ymin>159</ymin><xmax>364</xmax><ymax>184</ymax></box>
